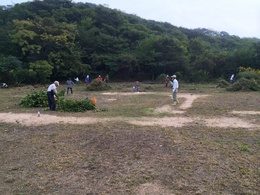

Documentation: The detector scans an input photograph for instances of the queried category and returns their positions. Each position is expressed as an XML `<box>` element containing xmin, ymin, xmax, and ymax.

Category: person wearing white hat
<box><xmin>170</xmin><ymin>75</ymin><xmax>179</xmax><ymax>105</ymax></box>
<box><xmin>47</xmin><ymin>81</ymin><xmax>59</xmax><ymax>110</ymax></box>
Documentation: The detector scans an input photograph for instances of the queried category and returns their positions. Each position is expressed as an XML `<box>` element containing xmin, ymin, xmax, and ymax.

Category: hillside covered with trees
<box><xmin>0</xmin><ymin>0</ymin><xmax>260</xmax><ymax>85</ymax></box>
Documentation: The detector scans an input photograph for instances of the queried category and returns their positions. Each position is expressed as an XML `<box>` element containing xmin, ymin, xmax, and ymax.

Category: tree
<box><xmin>9</xmin><ymin>17</ymin><xmax>85</xmax><ymax>81</ymax></box>
<box><xmin>29</xmin><ymin>60</ymin><xmax>53</xmax><ymax>83</ymax></box>
<box><xmin>0</xmin><ymin>55</ymin><xmax>22</xmax><ymax>84</ymax></box>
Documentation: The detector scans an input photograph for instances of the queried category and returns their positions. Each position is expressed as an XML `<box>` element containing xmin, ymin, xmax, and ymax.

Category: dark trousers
<box><xmin>67</xmin><ymin>87</ymin><xmax>73</xmax><ymax>94</ymax></box>
<box><xmin>47</xmin><ymin>92</ymin><xmax>56</xmax><ymax>110</ymax></box>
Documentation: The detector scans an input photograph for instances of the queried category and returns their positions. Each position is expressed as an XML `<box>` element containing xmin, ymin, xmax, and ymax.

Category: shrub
<box><xmin>237</xmin><ymin>70</ymin><xmax>260</xmax><ymax>80</ymax></box>
<box><xmin>190</xmin><ymin>70</ymin><xmax>209</xmax><ymax>83</ymax></box>
<box><xmin>20</xmin><ymin>90</ymin><xmax>48</xmax><ymax>107</ymax></box>
<box><xmin>57</xmin><ymin>97</ymin><xmax>95</xmax><ymax>112</ymax></box>
<box><xmin>156</xmin><ymin>73</ymin><xmax>167</xmax><ymax>83</ymax></box>
<box><xmin>20</xmin><ymin>89</ymin><xmax>95</xmax><ymax>112</ymax></box>
<box><xmin>238</xmin><ymin>78</ymin><xmax>259</xmax><ymax>91</ymax></box>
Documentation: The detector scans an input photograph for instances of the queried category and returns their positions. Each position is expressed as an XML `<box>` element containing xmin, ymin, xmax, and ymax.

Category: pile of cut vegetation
<box><xmin>226</xmin><ymin>69</ymin><xmax>260</xmax><ymax>91</ymax></box>
<box><xmin>217</xmin><ymin>67</ymin><xmax>260</xmax><ymax>91</ymax></box>
<box><xmin>20</xmin><ymin>89</ymin><xmax>95</xmax><ymax>112</ymax></box>
<box><xmin>86</xmin><ymin>79</ymin><xmax>111</xmax><ymax>91</ymax></box>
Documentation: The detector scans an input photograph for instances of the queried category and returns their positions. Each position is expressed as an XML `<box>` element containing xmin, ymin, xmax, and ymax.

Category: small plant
<box><xmin>239</xmin><ymin>145</ymin><xmax>250</xmax><ymax>152</ymax></box>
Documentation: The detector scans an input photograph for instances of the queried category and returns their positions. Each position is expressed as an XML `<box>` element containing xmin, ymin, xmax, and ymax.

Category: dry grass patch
<box><xmin>0</xmin><ymin>82</ymin><xmax>259</xmax><ymax>194</ymax></box>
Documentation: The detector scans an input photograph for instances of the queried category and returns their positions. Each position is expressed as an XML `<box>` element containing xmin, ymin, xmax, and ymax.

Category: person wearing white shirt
<box><xmin>47</xmin><ymin>81</ymin><xmax>59</xmax><ymax>110</ymax></box>
<box><xmin>169</xmin><ymin>75</ymin><xmax>179</xmax><ymax>105</ymax></box>
<box><xmin>74</xmin><ymin>77</ymin><xmax>79</xmax><ymax>84</ymax></box>
<box><xmin>230</xmin><ymin>74</ymin><xmax>235</xmax><ymax>83</ymax></box>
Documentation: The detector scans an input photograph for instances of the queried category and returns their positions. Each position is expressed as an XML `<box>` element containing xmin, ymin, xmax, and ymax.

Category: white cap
<box><xmin>171</xmin><ymin>75</ymin><xmax>176</xmax><ymax>78</ymax></box>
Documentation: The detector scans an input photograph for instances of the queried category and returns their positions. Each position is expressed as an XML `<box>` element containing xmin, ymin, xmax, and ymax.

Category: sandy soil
<box><xmin>0</xmin><ymin>93</ymin><xmax>258</xmax><ymax>130</ymax></box>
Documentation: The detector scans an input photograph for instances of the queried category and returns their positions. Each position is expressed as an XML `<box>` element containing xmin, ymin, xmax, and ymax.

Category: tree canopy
<box><xmin>0</xmin><ymin>0</ymin><xmax>259</xmax><ymax>84</ymax></box>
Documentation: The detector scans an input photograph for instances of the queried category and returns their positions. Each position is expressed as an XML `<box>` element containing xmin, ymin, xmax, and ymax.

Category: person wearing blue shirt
<box><xmin>66</xmin><ymin>78</ymin><xmax>74</xmax><ymax>94</ymax></box>
<box><xmin>85</xmin><ymin>75</ymin><xmax>89</xmax><ymax>85</ymax></box>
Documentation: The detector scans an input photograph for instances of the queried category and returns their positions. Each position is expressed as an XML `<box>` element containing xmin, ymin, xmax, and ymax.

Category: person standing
<box><xmin>134</xmin><ymin>81</ymin><xmax>140</xmax><ymax>93</ymax></box>
<box><xmin>165</xmin><ymin>75</ymin><xmax>169</xmax><ymax>87</ymax></box>
<box><xmin>104</xmin><ymin>74</ymin><xmax>109</xmax><ymax>84</ymax></box>
<box><xmin>97</xmin><ymin>75</ymin><xmax>103</xmax><ymax>81</ymax></box>
<box><xmin>85</xmin><ymin>75</ymin><xmax>89</xmax><ymax>85</ymax></box>
<box><xmin>66</xmin><ymin>78</ymin><xmax>74</xmax><ymax>94</ymax></box>
<box><xmin>74</xmin><ymin>77</ymin><xmax>79</xmax><ymax>84</ymax></box>
<box><xmin>47</xmin><ymin>81</ymin><xmax>59</xmax><ymax>111</ymax></box>
<box><xmin>230</xmin><ymin>74</ymin><xmax>235</xmax><ymax>83</ymax></box>
<box><xmin>170</xmin><ymin>75</ymin><xmax>179</xmax><ymax>105</ymax></box>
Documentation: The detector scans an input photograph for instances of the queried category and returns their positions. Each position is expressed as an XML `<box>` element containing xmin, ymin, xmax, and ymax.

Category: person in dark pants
<box><xmin>104</xmin><ymin>74</ymin><xmax>109</xmax><ymax>84</ymax></box>
<box><xmin>66</xmin><ymin>78</ymin><xmax>74</xmax><ymax>94</ymax></box>
<box><xmin>47</xmin><ymin>81</ymin><xmax>59</xmax><ymax>111</ymax></box>
<box><xmin>165</xmin><ymin>75</ymin><xmax>169</xmax><ymax>87</ymax></box>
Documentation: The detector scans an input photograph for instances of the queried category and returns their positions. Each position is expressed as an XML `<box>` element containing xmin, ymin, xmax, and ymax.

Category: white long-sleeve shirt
<box><xmin>170</xmin><ymin>79</ymin><xmax>179</xmax><ymax>92</ymax></box>
<box><xmin>47</xmin><ymin>83</ymin><xmax>57</xmax><ymax>94</ymax></box>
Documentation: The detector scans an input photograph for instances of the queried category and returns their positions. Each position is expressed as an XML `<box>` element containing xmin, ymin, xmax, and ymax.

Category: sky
<box><xmin>1</xmin><ymin>0</ymin><xmax>260</xmax><ymax>39</ymax></box>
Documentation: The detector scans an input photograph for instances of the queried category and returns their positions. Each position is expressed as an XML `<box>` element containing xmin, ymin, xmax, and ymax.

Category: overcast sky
<box><xmin>1</xmin><ymin>0</ymin><xmax>260</xmax><ymax>38</ymax></box>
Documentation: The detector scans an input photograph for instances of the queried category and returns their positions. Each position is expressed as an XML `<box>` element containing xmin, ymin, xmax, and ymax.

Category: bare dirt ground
<box><xmin>0</xmin><ymin>93</ymin><xmax>258</xmax><ymax>130</ymax></box>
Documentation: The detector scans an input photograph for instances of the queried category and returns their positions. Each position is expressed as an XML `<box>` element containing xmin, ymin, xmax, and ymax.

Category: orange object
<box><xmin>90</xmin><ymin>98</ymin><xmax>97</xmax><ymax>104</ymax></box>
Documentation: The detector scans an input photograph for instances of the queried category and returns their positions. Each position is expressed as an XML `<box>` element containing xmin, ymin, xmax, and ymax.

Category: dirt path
<box><xmin>0</xmin><ymin>93</ymin><xmax>259</xmax><ymax>130</ymax></box>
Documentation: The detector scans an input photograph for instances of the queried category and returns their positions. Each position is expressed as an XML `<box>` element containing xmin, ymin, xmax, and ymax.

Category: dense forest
<box><xmin>0</xmin><ymin>0</ymin><xmax>260</xmax><ymax>85</ymax></box>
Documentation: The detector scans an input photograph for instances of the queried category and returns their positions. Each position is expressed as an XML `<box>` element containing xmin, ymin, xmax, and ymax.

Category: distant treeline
<box><xmin>0</xmin><ymin>0</ymin><xmax>259</xmax><ymax>84</ymax></box>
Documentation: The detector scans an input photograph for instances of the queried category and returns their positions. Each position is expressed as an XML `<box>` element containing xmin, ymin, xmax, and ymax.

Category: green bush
<box><xmin>20</xmin><ymin>89</ymin><xmax>95</xmax><ymax>112</ymax></box>
<box><xmin>191</xmin><ymin>70</ymin><xmax>209</xmax><ymax>83</ymax></box>
<box><xmin>20</xmin><ymin>89</ymin><xmax>65</xmax><ymax>108</ymax></box>
<box><xmin>57</xmin><ymin>97</ymin><xmax>95</xmax><ymax>112</ymax></box>
<box><xmin>156</xmin><ymin>73</ymin><xmax>167</xmax><ymax>83</ymax></box>
<box><xmin>237</xmin><ymin>70</ymin><xmax>260</xmax><ymax>80</ymax></box>
<box><xmin>238</xmin><ymin>78</ymin><xmax>259</xmax><ymax>91</ymax></box>
<box><xmin>20</xmin><ymin>90</ymin><xmax>48</xmax><ymax>107</ymax></box>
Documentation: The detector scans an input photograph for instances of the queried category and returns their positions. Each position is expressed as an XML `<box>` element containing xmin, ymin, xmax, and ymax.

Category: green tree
<box><xmin>29</xmin><ymin>60</ymin><xmax>53</xmax><ymax>83</ymax></box>
<box><xmin>9</xmin><ymin>17</ymin><xmax>85</xmax><ymax>81</ymax></box>
<box><xmin>0</xmin><ymin>55</ymin><xmax>22</xmax><ymax>84</ymax></box>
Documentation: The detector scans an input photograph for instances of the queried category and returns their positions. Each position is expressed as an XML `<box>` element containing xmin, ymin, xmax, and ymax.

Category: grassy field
<box><xmin>0</xmin><ymin>82</ymin><xmax>259</xmax><ymax>194</ymax></box>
